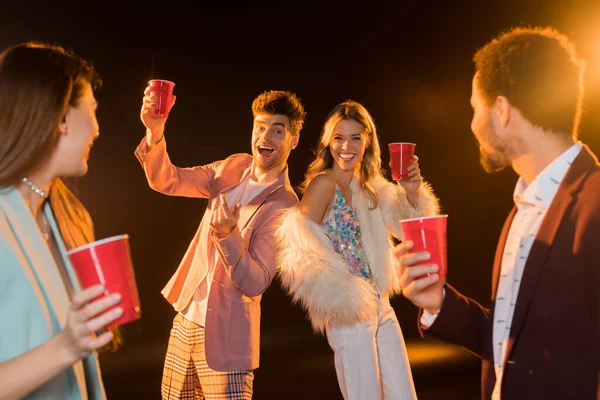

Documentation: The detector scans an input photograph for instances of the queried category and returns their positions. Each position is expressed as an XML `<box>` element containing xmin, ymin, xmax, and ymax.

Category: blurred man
<box><xmin>397</xmin><ymin>27</ymin><xmax>600</xmax><ymax>399</ymax></box>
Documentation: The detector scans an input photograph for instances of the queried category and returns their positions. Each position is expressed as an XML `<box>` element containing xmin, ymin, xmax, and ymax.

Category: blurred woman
<box><xmin>0</xmin><ymin>42</ymin><xmax>122</xmax><ymax>399</ymax></box>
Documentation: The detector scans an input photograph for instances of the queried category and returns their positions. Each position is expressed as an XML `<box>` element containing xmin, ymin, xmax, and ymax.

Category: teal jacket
<box><xmin>0</xmin><ymin>186</ymin><xmax>106</xmax><ymax>399</ymax></box>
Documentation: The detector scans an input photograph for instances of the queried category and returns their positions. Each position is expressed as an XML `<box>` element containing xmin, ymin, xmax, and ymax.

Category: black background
<box><xmin>3</xmin><ymin>1</ymin><xmax>599</xmax><ymax>398</ymax></box>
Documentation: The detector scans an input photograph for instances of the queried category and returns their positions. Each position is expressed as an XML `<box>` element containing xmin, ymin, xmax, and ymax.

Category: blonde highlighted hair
<box><xmin>300</xmin><ymin>100</ymin><xmax>383</xmax><ymax>208</ymax></box>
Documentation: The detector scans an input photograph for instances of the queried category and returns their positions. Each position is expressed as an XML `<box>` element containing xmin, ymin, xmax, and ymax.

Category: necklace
<box><xmin>22</xmin><ymin>177</ymin><xmax>51</xmax><ymax>240</ymax></box>
<box><xmin>22</xmin><ymin>177</ymin><xmax>48</xmax><ymax>198</ymax></box>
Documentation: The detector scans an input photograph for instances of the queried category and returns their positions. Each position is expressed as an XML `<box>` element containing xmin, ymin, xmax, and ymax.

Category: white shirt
<box><xmin>420</xmin><ymin>141</ymin><xmax>583</xmax><ymax>399</ymax></box>
<box><xmin>180</xmin><ymin>173</ymin><xmax>270</xmax><ymax>326</ymax></box>
<box><xmin>490</xmin><ymin>141</ymin><xmax>582</xmax><ymax>399</ymax></box>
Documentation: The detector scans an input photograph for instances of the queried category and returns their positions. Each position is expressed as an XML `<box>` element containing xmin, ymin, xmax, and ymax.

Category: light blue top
<box><xmin>0</xmin><ymin>186</ymin><xmax>106</xmax><ymax>399</ymax></box>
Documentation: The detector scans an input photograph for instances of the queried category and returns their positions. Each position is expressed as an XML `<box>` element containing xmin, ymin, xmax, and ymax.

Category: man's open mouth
<box><xmin>258</xmin><ymin>145</ymin><xmax>275</xmax><ymax>157</ymax></box>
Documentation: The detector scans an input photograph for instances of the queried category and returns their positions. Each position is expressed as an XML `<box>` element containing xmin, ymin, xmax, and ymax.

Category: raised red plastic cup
<box><xmin>148</xmin><ymin>79</ymin><xmax>175</xmax><ymax>117</ymax></box>
<box><xmin>388</xmin><ymin>142</ymin><xmax>416</xmax><ymax>181</ymax></box>
<box><xmin>400</xmin><ymin>215</ymin><xmax>448</xmax><ymax>280</ymax></box>
<box><xmin>67</xmin><ymin>234</ymin><xmax>141</xmax><ymax>328</ymax></box>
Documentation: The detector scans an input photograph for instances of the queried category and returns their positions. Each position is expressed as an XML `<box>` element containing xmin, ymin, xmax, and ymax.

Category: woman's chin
<box><xmin>335</xmin><ymin>161</ymin><xmax>358</xmax><ymax>172</ymax></box>
<box><xmin>78</xmin><ymin>164</ymin><xmax>89</xmax><ymax>176</ymax></box>
<box><xmin>63</xmin><ymin>163</ymin><xmax>89</xmax><ymax>178</ymax></box>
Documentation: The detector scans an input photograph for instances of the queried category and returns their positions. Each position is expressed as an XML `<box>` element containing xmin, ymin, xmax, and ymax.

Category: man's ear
<box><xmin>291</xmin><ymin>134</ymin><xmax>299</xmax><ymax>150</ymax></box>
<box><xmin>494</xmin><ymin>96</ymin><xmax>511</xmax><ymax>128</ymax></box>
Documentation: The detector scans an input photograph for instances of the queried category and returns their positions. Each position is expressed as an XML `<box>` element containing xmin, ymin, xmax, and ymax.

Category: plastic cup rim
<box><xmin>388</xmin><ymin>142</ymin><xmax>416</xmax><ymax>146</ymax></box>
<box><xmin>66</xmin><ymin>234</ymin><xmax>129</xmax><ymax>255</ymax></box>
<box><xmin>400</xmin><ymin>214</ymin><xmax>448</xmax><ymax>224</ymax></box>
<box><xmin>148</xmin><ymin>79</ymin><xmax>175</xmax><ymax>86</ymax></box>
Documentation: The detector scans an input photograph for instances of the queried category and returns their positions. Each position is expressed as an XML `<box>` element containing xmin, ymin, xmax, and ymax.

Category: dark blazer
<box><xmin>422</xmin><ymin>145</ymin><xmax>600</xmax><ymax>400</ymax></box>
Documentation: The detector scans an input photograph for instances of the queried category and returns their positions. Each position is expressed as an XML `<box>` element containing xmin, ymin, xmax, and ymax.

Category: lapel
<box><xmin>505</xmin><ymin>146</ymin><xmax>597</xmax><ymax>359</ymax></box>
<box><xmin>213</xmin><ymin>154</ymin><xmax>253</xmax><ymax>195</ymax></box>
<box><xmin>45</xmin><ymin>204</ymin><xmax>91</xmax><ymax>400</ymax></box>
<box><xmin>218</xmin><ymin>166</ymin><xmax>252</xmax><ymax>194</ymax></box>
<box><xmin>45</xmin><ymin>203</ymin><xmax>82</xmax><ymax>292</ymax></box>
<box><xmin>491</xmin><ymin>207</ymin><xmax>517</xmax><ymax>301</ymax></box>
<box><xmin>237</xmin><ymin>180</ymin><xmax>285</xmax><ymax>230</ymax></box>
<box><xmin>236</xmin><ymin>164</ymin><xmax>290</xmax><ymax>230</ymax></box>
<box><xmin>212</xmin><ymin>155</ymin><xmax>290</xmax><ymax>230</ymax></box>
<box><xmin>0</xmin><ymin>187</ymin><xmax>69</xmax><ymax>329</ymax></box>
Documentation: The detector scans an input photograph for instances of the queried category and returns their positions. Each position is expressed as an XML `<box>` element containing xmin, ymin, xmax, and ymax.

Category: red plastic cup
<box><xmin>67</xmin><ymin>235</ymin><xmax>141</xmax><ymax>328</ymax></box>
<box><xmin>388</xmin><ymin>142</ymin><xmax>416</xmax><ymax>181</ymax></box>
<box><xmin>148</xmin><ymin>79</ymin><xmax>175</xmax><ymax>117</ymax></box>
<box><xmin>400</xmin><ymin>215</ymin><xmax>448</xmax><ymax>280</ymax></box>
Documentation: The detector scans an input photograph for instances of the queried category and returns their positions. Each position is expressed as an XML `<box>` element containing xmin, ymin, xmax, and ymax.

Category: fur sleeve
<box><xmin>375</xmin><ymin>176</ymin><xmax>440</xmax><ymax>239</ymax></box>
<box><xmin>274</xmin><ymin>207</ymin><xmax>378</xmax><ymax>333</ymax></box>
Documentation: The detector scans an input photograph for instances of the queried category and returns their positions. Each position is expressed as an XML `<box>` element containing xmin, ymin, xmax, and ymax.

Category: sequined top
<box><xmin>321</xmin><ymin>186</ymin><xmax>375</xmax><ymax>283</ymax></box>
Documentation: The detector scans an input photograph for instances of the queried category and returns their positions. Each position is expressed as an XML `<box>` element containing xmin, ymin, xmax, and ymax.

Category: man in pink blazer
<box><xmin>397</xmin><ymin>27</ymin><xmax>600</xmax><ymax>399</ymax></box>
<box><xmin>134</xmin><ymin>89</ymin><xmax>306</xmax><ymax>399</ymax></box>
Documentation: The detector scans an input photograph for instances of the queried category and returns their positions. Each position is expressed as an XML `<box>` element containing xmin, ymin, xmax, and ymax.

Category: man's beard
<box><xmin>479</xmin><ymin>145</ymin><xmax>510</xmax><ymax>173</ymax></box>
<box><xmin>478</xmin><ymin>118</ymin><xmax>511</xmax><ymax>173</ymax></box>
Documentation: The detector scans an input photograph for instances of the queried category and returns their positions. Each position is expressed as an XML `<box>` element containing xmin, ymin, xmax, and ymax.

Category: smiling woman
<box><xmin>0</xmin><ymin>42</ymin><xmax>122</xmax><ymax>400</ymax></box>
<box><xmin>329</xmin><ymin>119</ymin><xmax>368</xmax><ymax>172</ymax></box>
<box><xmin>276</xmin><ymin>99</ymin><xmax>441</xmax><ymax>400</ymax></box>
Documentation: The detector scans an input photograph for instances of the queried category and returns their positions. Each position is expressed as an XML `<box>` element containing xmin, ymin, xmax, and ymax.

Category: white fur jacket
<box><xmin>275</xmin><ymin>175</ymin><xmax>439</xmax><ymax>333</ymax></box>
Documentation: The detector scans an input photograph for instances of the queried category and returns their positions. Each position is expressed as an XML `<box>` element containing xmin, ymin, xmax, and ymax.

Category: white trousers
<box><xmin>325</xmin><ymin>296</ymin><xmax>417</xmax><ymax>400</ymax></box>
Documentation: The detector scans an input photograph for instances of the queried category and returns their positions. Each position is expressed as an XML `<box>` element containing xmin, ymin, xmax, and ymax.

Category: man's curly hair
<box><xmin>474</xmin><ymin>26</ymin><xmax>585</xmax><ymax>138</ymax></box>
<box><xmin>252</xmin><ymin>90</ymin><xmax>306</xmax><ymax>135</ymax></box>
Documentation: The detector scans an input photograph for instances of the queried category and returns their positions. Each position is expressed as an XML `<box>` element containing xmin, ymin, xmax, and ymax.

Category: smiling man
<box><xmin>135</xmin><ymin>90</ymin><xmax>305</xmax><ymax>399</ymax></box>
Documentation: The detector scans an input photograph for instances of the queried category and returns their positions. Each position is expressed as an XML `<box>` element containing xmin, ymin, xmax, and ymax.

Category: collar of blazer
<box><xmin>0</xmin><ymin>187</ymin><xmax>71</xmax><ymax>329</ymax></box>
<box><xmin>212</xmin><ymin>154</ymin><xmax>292</xmax><ymax>231</ymax></box>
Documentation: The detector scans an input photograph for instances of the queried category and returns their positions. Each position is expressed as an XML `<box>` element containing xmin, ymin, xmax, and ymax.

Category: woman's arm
<box><xmin>0</xmin><ymin>285</ymin><xmax>122</xmax><ymax>400</ymax></box>
<box><xmin>300</xmin><ymin>173</ymin><xmax>336</xmax><ymax>223</ymax></box>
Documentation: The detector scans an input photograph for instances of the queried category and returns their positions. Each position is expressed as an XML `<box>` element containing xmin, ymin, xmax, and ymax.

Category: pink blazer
<box><xmin>135</xmin><ymin>138</ymin><xmax>298</xmax><ymax>371</ymax></box>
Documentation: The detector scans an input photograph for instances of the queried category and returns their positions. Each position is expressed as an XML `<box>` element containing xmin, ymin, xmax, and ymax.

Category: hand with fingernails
<box><xmin>394</xmin><ymin>240</ymin><xmax>445</xmax><ymax>315</ymax></box>
<box><xmin>210</xmin><ymin>194</ymin><xmax>242</xmax><ymax>239</ymax></box>
<box><xmin>58</xmin><ymin>284</ymin><xmax>123</xmax><ymax>362</ymax></box>
<box><xmin>399</xmin><ymin>155</ymin><xmax>422</xmax><ymax>194</ymax></box>
<box><xmin>389</xmin><ymin>155</ymin><xmax>422</xmax><ymax>209</ymax></box>
<box><xmin>139</xmin><ymin>85</ymin><xmax>177</xmax><ymax>149</ymax></box>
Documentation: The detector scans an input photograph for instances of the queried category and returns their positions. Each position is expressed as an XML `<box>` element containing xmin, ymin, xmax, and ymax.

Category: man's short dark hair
<box><xmin>474</xmin><ymin>26</ymin><xmax>585</xmax><ymax>138</ymax></box>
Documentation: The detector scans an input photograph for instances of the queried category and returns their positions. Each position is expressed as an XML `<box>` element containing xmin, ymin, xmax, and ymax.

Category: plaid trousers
<box><xmin>161</xmin><ymin>314</ymin><xmax>254</xmax><ymax>399</ymax></box>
